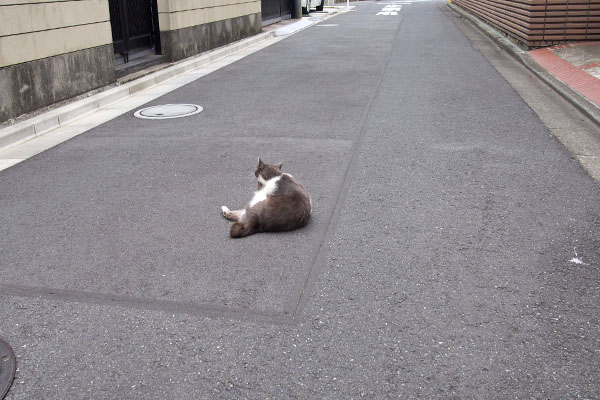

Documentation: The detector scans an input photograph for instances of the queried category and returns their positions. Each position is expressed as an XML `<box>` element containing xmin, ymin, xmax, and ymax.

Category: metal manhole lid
<box><xmin>0</xmin><ymin>337</ymin><xmax>16</xmax><ymax>400</ymax></box>
<box><xmin>134</xmin><ymin>104</ymin><xmax>203</xmax><ymax>119</ymax></box>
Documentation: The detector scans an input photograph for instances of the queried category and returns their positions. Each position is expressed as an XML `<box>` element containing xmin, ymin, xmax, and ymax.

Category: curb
<box><xmin>448</xmin><ymin>3</ymin><xmax>600</xmax><ymax>129</ymax></box>
<box><xmin>0</xmin><ymin>30</ymin><xmax>276</xmax><ymax>152</ymax></box>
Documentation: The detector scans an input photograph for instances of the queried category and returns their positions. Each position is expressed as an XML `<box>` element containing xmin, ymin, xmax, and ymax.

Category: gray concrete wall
<box><xmin>0</xmin><ymin>45</ymin><xmax>115</xmax><ymax>124</ymax></box>
<box><xmin>0</xmin><ymin>0</ymin><xmax>114</xmax><ymax>124</ymax></box>
<box><xmin>161</xmin><ymin>13</ymin><xmax>262</xmax><ymax>61</ymax></box>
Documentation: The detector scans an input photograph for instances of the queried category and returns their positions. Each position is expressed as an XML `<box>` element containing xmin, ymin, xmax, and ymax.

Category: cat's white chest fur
<box><xmin>249</xmin><ymin>175</ymin><xmax>281</xmax><ymax>207</ymax></box>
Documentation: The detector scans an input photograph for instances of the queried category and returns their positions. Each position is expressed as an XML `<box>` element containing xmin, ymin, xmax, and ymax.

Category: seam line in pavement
<box><xmin>286</xmin><ymin>12</ymin><xmax>407</xmax><ymax>320</ymax></box>
<box><xmin>0</xmin><ymin>284</ymin><xmax>294</xmax><ymax>326</ymax></box>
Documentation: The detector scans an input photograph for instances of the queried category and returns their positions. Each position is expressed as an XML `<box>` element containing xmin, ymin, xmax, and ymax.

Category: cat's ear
<box><xmin>257</xmin><ymin>158</ymin><xmax>264</xmax><ymax>167</ymax></box>
<box><xmin>276</xmin><ymin>163</ymin><xmax>283</xmax><ymax>171</ymax></box>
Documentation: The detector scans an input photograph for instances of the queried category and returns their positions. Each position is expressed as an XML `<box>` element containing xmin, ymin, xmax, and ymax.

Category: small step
<box><xmin>117</xmin><ymin>61</ymin><xmax>172</xmax><ymax>85</ymax></box>
<box><xmin>115</xmin><ymin>51</ymin><xmax>170</xmax><ymax>80</ymax></box>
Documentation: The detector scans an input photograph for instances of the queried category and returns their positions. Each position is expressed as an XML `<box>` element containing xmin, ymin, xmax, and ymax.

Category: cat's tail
<box><xmin>230</xmin><ymin>221</ymin><xmax>256</xmax><ymax>238</ymax></box>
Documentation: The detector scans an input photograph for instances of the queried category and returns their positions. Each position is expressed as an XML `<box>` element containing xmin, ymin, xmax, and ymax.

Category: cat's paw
<box><xmin>221</xmin><ymin>206</ymin><xmax>230</xmax><ymax>217</ymax></box>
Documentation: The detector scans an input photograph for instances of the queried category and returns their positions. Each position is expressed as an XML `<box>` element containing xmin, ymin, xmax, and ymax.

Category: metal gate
<box><xmin>108</xmin><ymin>0</ymin><xmax>160</xmax><ymax>63</ymax></box>
<box><xmin>262</xmin><ymin>0</ymin><xmax>293</xmax><ymax>25</ymax></box>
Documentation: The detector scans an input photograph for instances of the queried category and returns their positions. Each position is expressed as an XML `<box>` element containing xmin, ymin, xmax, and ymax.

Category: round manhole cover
<box><xmin>134</xmin><ymin>104</ymin><xmax>203</xmax><ymax>119</ymax></box>
<box><xmin>0</xmin><ymin>337</ymin><xmax>16</xmax><ymax>400</ymax></box>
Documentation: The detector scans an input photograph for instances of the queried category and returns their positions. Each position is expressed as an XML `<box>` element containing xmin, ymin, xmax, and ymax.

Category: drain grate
<box><xmin>134</xmin><ymin>104</ymin><xmax>203</xmax><ymax>120</ymax></box>
<box><xmin>0</xmin><ymin>337</ymin><xmax>15</xmax><ymax>400</ymax></box>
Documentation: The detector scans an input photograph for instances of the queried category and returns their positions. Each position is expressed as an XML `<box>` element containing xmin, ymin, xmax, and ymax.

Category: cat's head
<box><xmin>255</xmin><ymin>158</ymin><xmax>283</xmax><ymax>185</ymax></box>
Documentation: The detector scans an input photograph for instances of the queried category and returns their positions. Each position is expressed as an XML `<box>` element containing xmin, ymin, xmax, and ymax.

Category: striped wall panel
<box><xmin>0</xmin><ymin>0</ymin><xmax>113</xmax><ymax>68</ymax></box>
<box><xmin>453</xmin><ymin>0</ymin><xmax>600</xmax><ymax>47</ymax></box>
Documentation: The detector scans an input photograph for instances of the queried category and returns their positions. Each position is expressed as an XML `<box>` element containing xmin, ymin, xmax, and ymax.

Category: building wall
<box><xmin>0</xmin><ymin>0</ymin><xmax>115</xmax><ymax>123</ymax></box>
<box><xmin>454</xmin><ymin>0</ymin><xmax>600</xmax><ymax>48</ymax></box>
<box><xmin>157</xmin><ymin>0</ymin><xmax>262</xmax><ymax>61</ymax></box>
<box><xmin>0</xmin><ymin>0</ymin><xmax>263</xmax><ymax>124</ymax></box>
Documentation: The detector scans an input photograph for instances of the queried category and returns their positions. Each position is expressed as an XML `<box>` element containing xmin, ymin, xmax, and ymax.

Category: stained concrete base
<box><xmin>0</xmin><ymin>45</ymin><xmax>115</xmax><ymax>124</ymax></box>
<box><xmin>161</xmin><ymin>13</ymin><xmax>263</xmax><ymax>62</ymax></box>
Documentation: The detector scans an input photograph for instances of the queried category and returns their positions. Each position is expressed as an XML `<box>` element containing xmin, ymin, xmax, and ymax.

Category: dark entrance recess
<box><xmin>262</xmin><ymin>0</ymin><xmax>293</xmax><ymax>25</ymax></box>
<box><xmin>108</xmin><ymin>0</ymin><xmax>161</xmax><ymax>65</ymax></box>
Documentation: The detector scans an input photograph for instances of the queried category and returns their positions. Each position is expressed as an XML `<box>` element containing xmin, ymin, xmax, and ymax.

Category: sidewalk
<box><xmin>529</xmin><ymin>42</ymin><xmax>600</xmax><ymax>109</ymax></box>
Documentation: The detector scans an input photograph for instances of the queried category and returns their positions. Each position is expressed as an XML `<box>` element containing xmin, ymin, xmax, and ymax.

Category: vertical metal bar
<box><xmin>585</xmin><ymin>0</ymin><xmax>590</xmax><ymax>40</ymax></box>
<box><xmin>151</xmin><ymin>0</ymin><xmax>161</xmax><ymax>54</ymax></box>
<box><xmin>119</xmin><ymin>0</ymin><xmax>130</xmax><ymax>62</ymax></box>
<box><xmin>542</xmin><ymin>0</ymin><xmax>548</xmax><ymax>45</ymax></box>
<box><xmin>563</xmin><ymin>0</ymin><xmax>569</xmax><ymax>43</ymax></box>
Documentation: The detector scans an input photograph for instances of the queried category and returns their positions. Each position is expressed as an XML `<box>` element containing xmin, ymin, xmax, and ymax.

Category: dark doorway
<box><xmin>262</xmin><ymin>0</ymin><xmax>293</xmax><ymax>25</ymax></box>
<box><xmin>108</xmin><ymin>0</ymin><xmax>161</xmax><ymax>64</ymax></box>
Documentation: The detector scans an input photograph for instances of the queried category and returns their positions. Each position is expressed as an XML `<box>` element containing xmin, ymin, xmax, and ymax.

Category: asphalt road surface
<box><xmin>1</xmin><ymin>1</ymin><xmax>599</xmax><ymax>398</ymax></box>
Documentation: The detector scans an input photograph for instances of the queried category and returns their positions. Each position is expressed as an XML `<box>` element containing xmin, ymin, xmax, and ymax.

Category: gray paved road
<box><xmin>1</xmin><ymin>1</ymin><xmax>599</xmax><ymax>398</ymax></box>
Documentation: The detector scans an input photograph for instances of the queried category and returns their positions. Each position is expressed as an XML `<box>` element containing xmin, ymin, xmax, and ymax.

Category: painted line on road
<box><xmin>0</xmin><ymin>284</ymin><xmax>294</xmax><ymax>326</ymax></box>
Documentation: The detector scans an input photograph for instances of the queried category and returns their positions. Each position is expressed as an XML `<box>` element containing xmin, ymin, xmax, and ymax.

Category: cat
<box><xmin>221</xmin><ymin>159</ymin><xmax>312</xmax><ymax>238</ymax></box>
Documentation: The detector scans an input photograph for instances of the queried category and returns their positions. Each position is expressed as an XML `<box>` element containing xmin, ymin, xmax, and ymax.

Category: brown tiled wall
<box><xmin>454</xmin><ymin>0</ymin><xmax>600</xmax><ymax>47</ymax></box>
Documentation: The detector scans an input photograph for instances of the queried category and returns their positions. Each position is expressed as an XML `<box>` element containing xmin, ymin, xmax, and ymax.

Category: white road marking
<box><xmin>377</xmin><ymin>4</ymin><xmax>401</xmax><ymax>15</ymax></box>
<box><xmin>569</xmin><ymin>247</ymin><xmax>589</xmax><ymax>266</ymax></box>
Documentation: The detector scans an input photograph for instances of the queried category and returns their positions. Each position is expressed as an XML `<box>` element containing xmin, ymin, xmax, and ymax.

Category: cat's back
<box><xmin>275</xmin><ymin>173</ymin><xmax>310</xmax><ymax>203</ymax></box>
<box><xmin>261</xmin><ymin>173</ymin><xmax>310</xmax><ymax>230</ymax></box>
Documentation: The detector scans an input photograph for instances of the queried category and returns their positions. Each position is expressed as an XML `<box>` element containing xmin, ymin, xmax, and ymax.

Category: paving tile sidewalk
<box><xmin>529</xmin><ymin>42</ymin><xmax>600</xmax><ymax>109</ymax></box>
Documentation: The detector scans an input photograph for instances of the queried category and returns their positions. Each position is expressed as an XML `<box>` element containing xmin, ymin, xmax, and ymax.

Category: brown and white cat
<box><xmin>221</xmin><ymin>159</ymin><xmax>312</xmax><ymax>238</ymax></box>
